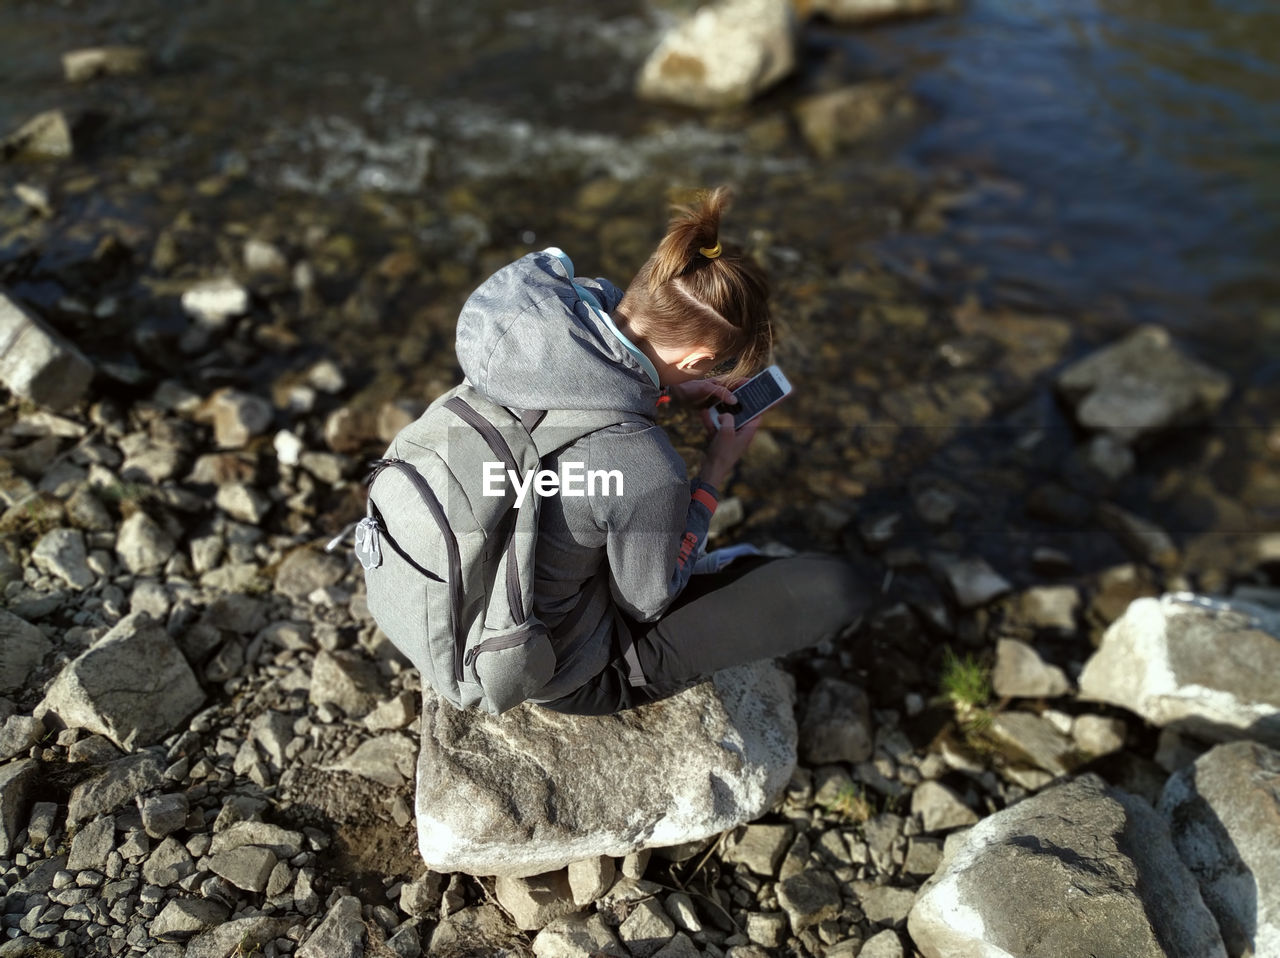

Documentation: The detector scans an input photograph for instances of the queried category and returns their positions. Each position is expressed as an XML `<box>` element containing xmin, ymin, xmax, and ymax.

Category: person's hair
<box><xmin>620</xmin><ymin>187</ymin><xmax>772</xmax><ymax>384</ymax></box>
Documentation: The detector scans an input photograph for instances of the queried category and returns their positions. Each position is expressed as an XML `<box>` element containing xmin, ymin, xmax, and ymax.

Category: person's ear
<box><xmin>675</xmin><ymin>348</ymin><xmax>716</xmax><ymax>373</ymax></box>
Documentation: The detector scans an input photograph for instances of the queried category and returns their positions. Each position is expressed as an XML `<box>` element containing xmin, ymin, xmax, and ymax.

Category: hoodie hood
<box><xmin>455</xmin><ymin>250</ymin><xmax>660</xmax><ymax>416</ymax></box>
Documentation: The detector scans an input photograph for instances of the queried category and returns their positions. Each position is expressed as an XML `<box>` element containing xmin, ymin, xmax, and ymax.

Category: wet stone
<box><xmin>928</xmin><ymin>553</ymin><xmax>1012</xmax><ymax>609</ymax></box>
<box><xmin>795</xmin><ymin>82</ymin><xmax>917</xmax><ymax>160</ymax></box>
<box><xmin>1056</xmin><ymin>324</ymin><xmax>1231</xmax><ymax>442</ymax></box>
<box><xmin>62</xmin><ymin>46</ymin><xmax>148</xmax><ymax>82</ymax></box>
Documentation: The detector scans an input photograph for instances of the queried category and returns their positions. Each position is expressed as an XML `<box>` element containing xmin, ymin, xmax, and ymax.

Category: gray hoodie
<box><xmin>455</xmin><ymin>249</ymin><xmax>719</xmax><ymax>701</ymax></box>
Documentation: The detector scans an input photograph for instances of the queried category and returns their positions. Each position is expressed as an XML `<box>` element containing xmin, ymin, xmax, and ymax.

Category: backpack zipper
<box><xmin>368</xmin><ymin>457</ymin><xmax>465</xmax><ymax>682</ymax></box>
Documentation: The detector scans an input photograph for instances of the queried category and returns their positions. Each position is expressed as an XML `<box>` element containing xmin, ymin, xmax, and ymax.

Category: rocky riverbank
<box><xmin>3</xmin><ymin>3</ymin><xmax>1280</xmax><ymax>958</ymax></box>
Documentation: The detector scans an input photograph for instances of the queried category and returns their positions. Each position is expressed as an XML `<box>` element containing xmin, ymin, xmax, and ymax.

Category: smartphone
<box><xmin>712</xmin><ymin>364</ymin><xmax>792</xmax><ymax>430</ymax></box>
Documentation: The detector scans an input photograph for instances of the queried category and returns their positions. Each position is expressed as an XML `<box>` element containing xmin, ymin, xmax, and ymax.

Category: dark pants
<box><xmin>536</xmin><ymin>553</ymin><xmax>871</xmax><ymax>716</ymax></box>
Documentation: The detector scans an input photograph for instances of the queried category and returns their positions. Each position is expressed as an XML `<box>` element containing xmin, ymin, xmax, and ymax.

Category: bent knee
<box><xmin>779</xmin><ymin>554</ymin><xmax>872</xmax><ymax>621</ymax></box>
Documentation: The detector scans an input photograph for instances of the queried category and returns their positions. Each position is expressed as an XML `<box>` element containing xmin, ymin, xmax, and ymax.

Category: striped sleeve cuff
<box><xmin>690</xmin><ymin>478</ymin><xmax>718</xmax><ymax>515</ymax></box>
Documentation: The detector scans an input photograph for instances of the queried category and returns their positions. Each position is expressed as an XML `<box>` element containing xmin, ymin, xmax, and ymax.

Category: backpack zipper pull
<box><xmin>324</xmin><ymin>521</ymin><xmax>359</xmax><ymax>553</ymax></box>
<box><xmin>352</xmin><ymin>516</ymin><xmax>383</xmax><ymax>570</ymax></box>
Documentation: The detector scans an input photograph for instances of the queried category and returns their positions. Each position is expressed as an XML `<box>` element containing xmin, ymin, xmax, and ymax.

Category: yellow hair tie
<box><xmin>699</xmin><ymin>241</ymin><xmax>722</xmax><ymax>260</ymax></box>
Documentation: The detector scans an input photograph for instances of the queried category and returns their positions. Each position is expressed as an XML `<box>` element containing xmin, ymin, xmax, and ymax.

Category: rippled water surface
<box><xmin>3</xmin><ymin>0</ymin><xmax>1278</xmax><ymax>575</ymax></box>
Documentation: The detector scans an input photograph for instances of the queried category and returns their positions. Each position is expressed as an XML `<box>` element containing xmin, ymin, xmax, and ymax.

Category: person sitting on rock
<box><xmin>453</xmin><ymin>186</ymin><xmax>870</xmax><ymax>715</ymax></box>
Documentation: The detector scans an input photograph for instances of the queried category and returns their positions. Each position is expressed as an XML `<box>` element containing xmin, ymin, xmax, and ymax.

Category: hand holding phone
<box><xmin>711</xmin><ymin>364</ymin><xmax>792</xmax><ymax>430</ymax></box>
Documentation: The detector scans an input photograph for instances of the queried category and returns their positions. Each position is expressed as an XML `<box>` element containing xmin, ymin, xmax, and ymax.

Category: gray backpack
<box><xmin>353</xmin><ymin>391</ymin><xmax>630</xmax><ymax>713</ymax></box>
<box><xmin>348</xmin><ymin>251</ymin><xmax>643</xmax><ymax>713</ymax></box>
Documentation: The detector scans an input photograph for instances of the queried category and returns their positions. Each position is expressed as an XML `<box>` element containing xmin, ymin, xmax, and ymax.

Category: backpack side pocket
<box><xmin>465</xmin><ymin>620</ymin><xmax>556</xmax><ymax>714</ymax></box>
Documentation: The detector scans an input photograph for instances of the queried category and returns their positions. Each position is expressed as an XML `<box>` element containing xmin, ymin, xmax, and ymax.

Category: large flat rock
<box><xmin>908</xmin><ymin>774</ymin><xmax>1226</xmax><ymax>958</ymax></box>
<box><xmin>1079</xmin><ymin>594</ymin><xmax>1280</xmax><ymax>747</ymax></box>
<box><xmin>1159</xmin><ymin>741</ymin><xmax>1280</xmax><ymax>958</ymax></box>
<box><xmin>36</xmin><ymin>612</ymin><xmax>205</xmax><ymax>751</ymax></box>
<box><xmin>416</xmin><ymin>662</ymin><xmax>796</xmax><ymax>877</ymax></box>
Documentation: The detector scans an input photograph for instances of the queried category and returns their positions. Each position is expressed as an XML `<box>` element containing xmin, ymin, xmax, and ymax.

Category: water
<box><xmin>2</xmin><ymin>0</ymin><xmax>1278</xmax><ymax>574</ymax></box>
<box><xmin>4</xmin><ymin>0</ymin><xmax>1275</xmax><ymax>342</ymax></box>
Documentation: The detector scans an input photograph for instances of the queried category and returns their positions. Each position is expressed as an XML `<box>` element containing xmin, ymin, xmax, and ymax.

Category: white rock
<box><xmin>0</xmin><ymin>293</ymin><xmax>93</xmax><ymax>410</ymax></box>
<box><xmin>243</xmin><ymin>238</ymin><xmax>288</xmax><ymax>276</ymax></box>
<box><xmin>416</xmin><ymin>662</ymin><xmax>796</xmax><ymax>877</ymax></box>
<box><xmin>533</xmin><ymin>913</ymin><xmax>626</xmax><ymax>958</ymax></box>
<box><xmin>323</xmin><ymin>734</ymin><xmax>415</xmax><ymax>787</ymax></box>
<box><xmin>859</xmin><ymin>929</ymin><xmax>905</xmax><ymax>958</ymax></box>
<box><xmin>181</xmin><ymin>277</ymin><xmax>249</xmax><ymax>327</ymax></box>
<box><xmin>1072</xmin><ymin>714</ymin><xmax>1127</xmax><ymax>758</ymax></box>
<box><xmin>1079</xmin><ymin>593</ymin><xmax>1280</xmax><ymax>747</ymax></box>
<box><xmin>274</xmin><ymin>430</ymin><xmax>304</xmax><ymax>466</ymax></box>
<box><xmin>618</xmin><ymin>898</ymin><xmax>676</xmax><ymax>958</ymax></box>
<box><xmin>115</xmin><ymin>511</ymin><xmax>177</xmax><ymax>575</ymax></box>
<box><xmin>32</xmin><ymin>527</ymin><xmax>94</xmax><ymax>589</ymax></box>
<box><xmin>637</xmin><ymin>0</ymin><xmax>796</xmax><ymax>109</ymax></box>
<box><xmin>909</xmin><ymin>774</ymin><xmax>1226</xmax><ymax>958</ymax></box>
<box><xmin>1159</xmin><ymin>741</ymin><xmax>1280</xmax><ymax>958</ymax></box>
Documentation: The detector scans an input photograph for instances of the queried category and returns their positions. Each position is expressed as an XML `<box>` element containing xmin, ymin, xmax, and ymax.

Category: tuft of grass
<box><xmin>939</xmin><ymin>646</ymin><xmax>993</xmax><ymax>733</ymax></box>
<box><xmin>823</xmin><ymin>783</ymin><xmax>875</xmax><ymax>824</ymax></box>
